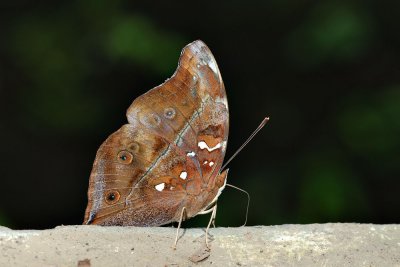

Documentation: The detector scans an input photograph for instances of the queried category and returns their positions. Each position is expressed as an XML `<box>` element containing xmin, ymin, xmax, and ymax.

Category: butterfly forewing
<box><xmin>84</xmin><ymin>40</ymin><xmax>229</xmax><ymax>226</ymax></box>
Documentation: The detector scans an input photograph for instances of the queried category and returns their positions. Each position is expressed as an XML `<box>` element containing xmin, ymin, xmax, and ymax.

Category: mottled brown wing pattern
<box><xmin>84</xmin><ymin>40</ymin><xmax>229</xmax><ymax>226</ymax></box>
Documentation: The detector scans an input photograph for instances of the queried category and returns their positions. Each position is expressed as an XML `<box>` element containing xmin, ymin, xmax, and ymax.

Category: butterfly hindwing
<box><xmin>84</xmin><ymin>40</ymin><xmax>229</xmax><ymax>225</ymax></box>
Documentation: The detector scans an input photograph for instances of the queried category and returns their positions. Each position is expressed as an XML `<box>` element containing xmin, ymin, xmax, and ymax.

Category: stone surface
<box><xmin>0</xmin><ymin>224</ymin><xmax>399</xmax><ymax>266</ymax></box>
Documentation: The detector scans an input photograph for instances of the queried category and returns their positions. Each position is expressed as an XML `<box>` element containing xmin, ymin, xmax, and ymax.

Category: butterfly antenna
<box><xmin>221</xmin><ymin>117</ymin><xmax>269</xmax><ymax>170</ymax></box>
<box><xmin>226</xmin><ymin>183</ymin><xmax>250</xmax><ymax>226</ymax></box>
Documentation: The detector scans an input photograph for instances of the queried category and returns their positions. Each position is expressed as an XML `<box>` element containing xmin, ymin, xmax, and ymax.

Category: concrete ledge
<box><xmin>0</xmin><ymin>224</ymin><xmax>399</xmax><ymax>266</ymax></box>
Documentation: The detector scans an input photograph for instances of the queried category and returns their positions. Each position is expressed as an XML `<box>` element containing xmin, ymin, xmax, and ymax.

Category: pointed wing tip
<box><xmin>188</xmin><ymin>39</ymin><xmax>207</xmax><ymax>48</ymax></box>
<box><xmin>182</xmin><ymin>39</ymin><xmax>211</xmax><ymax>57</ymax></box>
<box><xmin>180</xmin><ymin>40</ymin><xmax>222</xmax><ymax>82</ymax></box>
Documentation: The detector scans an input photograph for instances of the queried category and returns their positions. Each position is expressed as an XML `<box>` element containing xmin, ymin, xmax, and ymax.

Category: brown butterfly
<box><xmin>83</xmin><ymin>40</ymin><xmax>230</xmax><ymax>246</ymax></box>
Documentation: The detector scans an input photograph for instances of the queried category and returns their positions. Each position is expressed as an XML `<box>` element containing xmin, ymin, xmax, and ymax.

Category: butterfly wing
<box><xmin>83</xmin><ymin>40</ymin><xmax>229</xmax><ymax>226</ymax></box>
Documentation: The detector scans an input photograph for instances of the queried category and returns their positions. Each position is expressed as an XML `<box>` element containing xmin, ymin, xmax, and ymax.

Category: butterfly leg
<box><xmin>173</xmin><ymin>206</ymin><xmax>186</xmax><ymax>249</ymax></box>
<box><xmin>197</xmin><ymin>207</ymin><xmax>215</xmax><ymax>228</ymax></box>
<box><xmin>205</xmin><ymin>204</ymin><xmax>217</xmax><ymax>249</ymax></box>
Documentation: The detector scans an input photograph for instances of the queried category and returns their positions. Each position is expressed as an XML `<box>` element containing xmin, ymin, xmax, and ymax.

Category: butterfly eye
<box><xmin>117</xmin><ymin>150</ymin><xmax>133</xmax><ymax>164</ymax></box>
<box><xmin>105</xmin><ymin>190</ymin><xmax>120</xmax><ymax>204</ymax></box>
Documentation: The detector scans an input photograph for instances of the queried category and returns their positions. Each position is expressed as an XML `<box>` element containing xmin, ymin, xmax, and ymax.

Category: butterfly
<box><xmin>83</xmin><ymin>40</ymin><xmax>230</xmax><ymax>246</ymax></box>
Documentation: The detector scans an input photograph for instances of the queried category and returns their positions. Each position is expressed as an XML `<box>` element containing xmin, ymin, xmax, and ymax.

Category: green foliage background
<box><xmin>0</xmin><ymin>0</ymin><xmax>399</xmax><ymax>229</ymax></box>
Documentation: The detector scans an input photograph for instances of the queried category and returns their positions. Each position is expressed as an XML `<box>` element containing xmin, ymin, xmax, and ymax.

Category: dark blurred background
<box><xmin>0</xmin><ymin>0</ymin><xmax>399</xmax><ymax>230</ymax></box>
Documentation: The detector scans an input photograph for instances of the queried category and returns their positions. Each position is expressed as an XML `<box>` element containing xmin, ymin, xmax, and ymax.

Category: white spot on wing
<box><xmin>187</xmin><ymin>151</ymin><xmax>196</xmax><ymax>157</ymax></box>
<box><xmin>203</xmin><ymin>160</ymin><xmax>208</xmax><ymax>165</ymax></box>
<box><xmin>155</xmin><ymin>183</ymin><xmax>165</xmax><ymax>192</ymax></box>
<box><xmin>179</xmin><ymin>171</ymin><xmax>187</xmax><ymax>180</ymax></box>
<box><xmin>209</xmin><ymin>161</ymin><xmax>214</xmax><ymax>167</ymax></box>
<box><xmin>198</xmin><ymin>141</ymin><xmax>222</xmax><ymax>152</ymax></box>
